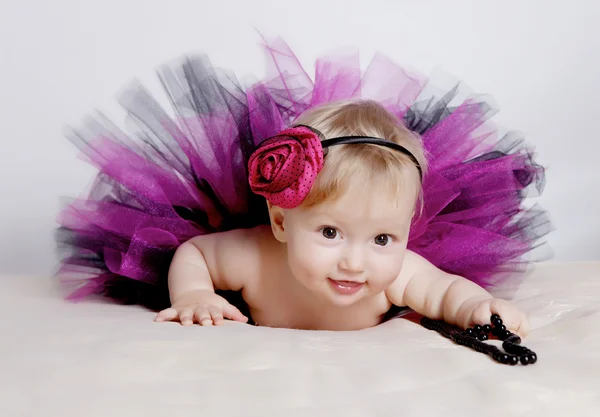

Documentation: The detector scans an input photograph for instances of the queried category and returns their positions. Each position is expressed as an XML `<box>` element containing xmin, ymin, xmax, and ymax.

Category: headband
<box><xmin>248</xmin><ymin>125</ymin><xmax>423</xmax><ymax>208</ymax></box>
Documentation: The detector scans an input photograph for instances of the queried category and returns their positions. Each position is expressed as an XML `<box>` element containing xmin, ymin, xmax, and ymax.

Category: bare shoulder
<box><xmin>187</xmin><ymin>225</ymin><xmax>273</xmax><ymax>291</ymax></box>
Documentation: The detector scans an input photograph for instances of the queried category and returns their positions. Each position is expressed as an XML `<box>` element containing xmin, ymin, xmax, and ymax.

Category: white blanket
<box><xmin>1</xmin><ymin>262</ymin><xmax>599</xmax><ymax>416</ymax></box>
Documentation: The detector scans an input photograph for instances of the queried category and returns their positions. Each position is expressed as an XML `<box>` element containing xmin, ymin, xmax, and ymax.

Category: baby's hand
<box><xmin>463</xmin><ymin>298</ymin><xmax>529</xmax><ymax>338</ymax></box>
<box><xmin>154</xmin><ymin>289</ymin><xmax>249</xmax><ymax>326</ymax></box>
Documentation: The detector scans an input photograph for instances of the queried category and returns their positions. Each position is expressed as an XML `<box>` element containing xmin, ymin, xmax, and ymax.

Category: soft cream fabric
<box><xmin>1</xmin><ymin>262</ymin><xmax>599</xmax><ymax>416</ymax></box>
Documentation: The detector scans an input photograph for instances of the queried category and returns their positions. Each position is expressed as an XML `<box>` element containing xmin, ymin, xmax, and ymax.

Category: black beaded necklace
<box><xmin>421</xmin><ymin>314</ymin><xmax>538</xmax><ymax>365</ymax></box>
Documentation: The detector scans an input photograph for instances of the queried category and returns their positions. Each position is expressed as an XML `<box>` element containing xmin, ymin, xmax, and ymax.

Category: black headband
<box><xmin>296</xmin><ymin>125</ymin><xmax>423</xmax><ymax>180</ymax></box>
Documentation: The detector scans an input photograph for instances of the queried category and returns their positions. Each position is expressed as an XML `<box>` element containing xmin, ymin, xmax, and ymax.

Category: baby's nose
<box><xmin>340</xmin><ymin>247</ymin><xmax>365</xmax><ymax>273</ymax></box>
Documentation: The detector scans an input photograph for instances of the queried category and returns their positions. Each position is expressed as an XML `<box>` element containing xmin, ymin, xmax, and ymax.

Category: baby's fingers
<box><xmin>490</xmin><ymin>301</ymin><xmax>518</xmax><ymax>328</ymax></box>
<box><xmin>193</xmin><ymin>307</ymin><xmax>213</xmax><ymax>326</ymax></box>
<box><xmin>490</xmin><ymin>300</ymin><xmax>529</xmax><ymax>337</ymax></box>
<box><xmin>154</xmin><ymin>308</ymin><xmax>179</xmax><ymax>322</ymax></box>
<box><xmin>179</xmin><ymin>308</ymin><xmax>195</xmax><ymax>326</ymax></box>
<box><xmin>469</xmin><ymin>301</ymin><xmax>494</xmax><ymax>327</ymax></box>
<box><xmin>208</xmin><ymin>306</ymin><xmax>224</xmax><ymax>326</ymax></box>
<box><xmin>222</xmin><ymin>304</ymin><xmax>248</xmax><ymax>323</ymax></box>
<box><xmin>514</xmin><ymin>319</ymin><xmax>530</xmax><ymax>338</ymax></box>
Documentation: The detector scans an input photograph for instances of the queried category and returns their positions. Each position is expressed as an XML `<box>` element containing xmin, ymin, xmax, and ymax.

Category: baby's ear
<box><xmin>267</xmin><ymin>202</ymin><xmax>287</xmax><ymax>242</ymax></box>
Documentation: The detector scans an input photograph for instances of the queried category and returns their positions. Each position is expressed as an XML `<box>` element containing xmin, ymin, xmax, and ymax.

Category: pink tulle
<box><xmin>54</xmin><ymin>36</ymin><xmax>550</xmax><ymax>309</ymax></box>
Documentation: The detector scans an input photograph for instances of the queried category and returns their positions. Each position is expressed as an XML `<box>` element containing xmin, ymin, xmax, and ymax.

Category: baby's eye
<box><xmin>374</xmin><ymin>234</ymin><xmax>390</xmax><ymax>246</ymax></box>
<box><xmin>322</xmin><ymin>227</ymin><xmax>337</xmax><ymax>239</ymax></box>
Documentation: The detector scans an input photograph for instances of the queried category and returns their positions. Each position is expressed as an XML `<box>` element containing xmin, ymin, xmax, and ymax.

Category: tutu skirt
<box><xmin>55</xmin><ymin>37</ymin><xmax>551</xmax><ymax>311</ymax></box>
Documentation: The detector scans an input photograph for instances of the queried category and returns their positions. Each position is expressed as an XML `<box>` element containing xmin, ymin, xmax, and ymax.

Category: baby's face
<box><xmin>281</xmin><ymin>186</ymin><xmax>415</xmax><ymax>307</ymax></box>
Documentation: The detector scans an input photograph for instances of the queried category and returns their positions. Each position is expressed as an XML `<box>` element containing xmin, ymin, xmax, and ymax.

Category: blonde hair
<box><xmin>293</xmin><ymin>100</ymin><xmax>428</xmax><ymax>214</ymax></box>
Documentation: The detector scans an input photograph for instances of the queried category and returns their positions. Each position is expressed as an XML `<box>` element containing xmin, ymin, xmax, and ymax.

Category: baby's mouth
<box><xmin>327</xmin><ymin>278</ymin><xmax>364</xmax><ymax>295</ymax></box>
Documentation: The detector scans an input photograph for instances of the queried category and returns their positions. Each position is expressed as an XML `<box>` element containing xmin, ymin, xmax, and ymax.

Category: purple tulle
<box><xmin>55</xmin><ymin>37</ymin><xmax>550</xmax><ymax>310</ymax></box>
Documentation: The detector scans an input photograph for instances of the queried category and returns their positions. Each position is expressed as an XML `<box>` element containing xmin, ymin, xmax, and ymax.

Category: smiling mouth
<box><xmin>327</xmin><ymin>278</ymin><xmax>365</xmax><ymax>295</ymax></box>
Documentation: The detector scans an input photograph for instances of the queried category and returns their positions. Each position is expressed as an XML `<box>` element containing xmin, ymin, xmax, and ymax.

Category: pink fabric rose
<box><xmin>248</xmin><ymin>126</ymin><xmax>324</xmax><ymax>208</ymax></box>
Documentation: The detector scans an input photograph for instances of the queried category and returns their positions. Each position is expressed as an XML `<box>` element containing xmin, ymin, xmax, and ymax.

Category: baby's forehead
<box><xmin>336</xmin><ymin>187</ymin><xmax>413</xmax><ymax>211</ymax></box>
<box><xmin>304</xmin><ymin>196</ymin><xmax>413</xmax><ymax>225</ymax></box>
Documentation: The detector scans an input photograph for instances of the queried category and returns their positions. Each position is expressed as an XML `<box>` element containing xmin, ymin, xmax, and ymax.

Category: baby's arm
<box><xmin>155</xmin><ymin>228</ymin><xmax>259</xmax><ymax>326</ymax></box>
<box><xmin>386</xmin><ymin>250</ymin><xmax>529</xmax><ymax>337</ymax></box>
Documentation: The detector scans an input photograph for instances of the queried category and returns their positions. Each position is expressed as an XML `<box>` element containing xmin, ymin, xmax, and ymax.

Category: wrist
<box><xmin>171</xmin><ymin>288</ymin><xmax>214</xmax><ymax>304</ymax></box>
<box><xmin>442</xmin><ymin>278</ymin><xmax>492</xmax><ymax>325</ymax></box>
<box><xmin>454</xmin><ymin>294</ymin><xmax>492</xmax><ymax>326</ymax></box>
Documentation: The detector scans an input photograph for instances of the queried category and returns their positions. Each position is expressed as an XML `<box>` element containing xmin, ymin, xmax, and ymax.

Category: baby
<box><xmin>154</xmin><ymin>100</ymin><xmax>529</xmax><ymax>337</ymax></box>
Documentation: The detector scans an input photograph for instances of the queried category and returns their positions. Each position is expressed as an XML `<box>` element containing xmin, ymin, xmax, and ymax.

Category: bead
<box><xmin>503</xmin><ymin>343</ymin><xmax>529</xmax><ymax>356</ymax></box>
<box><xmin>491</xmin><ymin>314</ymin><xmax>500</xmax><ymax>322</ymax></box>
<box><xmin>493</xmin><ymin>351</ymin><xmax>510</xmax><ymax>364</ymax></box>
<box><xmin>498</xmin><ymin>330</ymin><xmax>511</xmax><ymax>340</ymax></box>
<box><xmin>492</xmin><ymin>324</ymin><xmax>506</xmax><ymax>333</ymax></box>
<box><xmin>422</xmin><ymin>315</ymin><xmax>538</xmax><ymax>366</ymax></box>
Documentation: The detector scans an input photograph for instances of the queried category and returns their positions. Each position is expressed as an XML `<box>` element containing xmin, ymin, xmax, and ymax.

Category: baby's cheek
<box><xmin>305</xmin><ymin>251</ymin><xmax>332</xmax><ymax>277</ymax></box>
<box><xmin>369</xmin><ymin>257</ymin><xmax>403</xmax><ymax>290</ymax></box>
<box><xmin>368</xmin><ymin>275</ymin><xmax>397</xmax><ymax>292</ymax></box>
<box><xmin>289</xmin><ymin>245</ymin><xmax>329</xmax><ymax>279</ymax></box>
